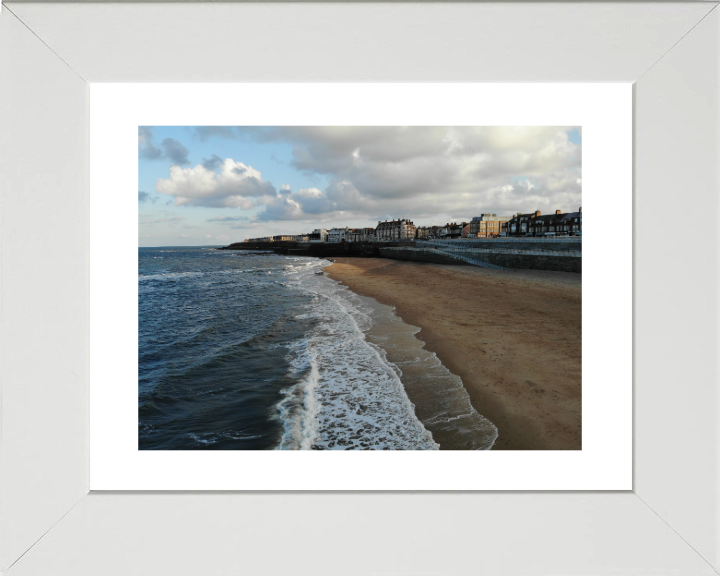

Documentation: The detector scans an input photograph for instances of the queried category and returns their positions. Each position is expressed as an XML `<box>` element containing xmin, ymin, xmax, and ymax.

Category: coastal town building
<box><xmin>528</xmin><ymin>208</ymin><xmax>582</xmax><ymax>236</ymax></box>
<box><xmin>470</xmin><ymin>214</ymin><xmax>511</xmax><ymax>238</ymax></box>
<box><xmin>504</xmin><ymin>211</ymin><xmax>541</xmax><ymax>237</ymax></box>
<box><xmin>503</xmin><ymin>208</ymin><xmax>582</xmax><ymax>237</ymax></box>
<box><xmin>559</xmin><ymin>209</ymin><xmax>582</xmax><ymax>235</ymax></box>
<box><xmin>242</xmin><ymin>207</ymin><xmax>579</xmax><ymax>245</ymax></box>
<box><xmin>328</xmin><ymin>227</ymin><xmax>350</xmax><ymax>242</ymax></box>
<box><xmin>348</xmin><ymin>228</ymin><xmax>375</xmax><ymax>242</ymax></box>
<box><xmin>416</xmin><ymin>226</ymin><xmax>431</xmax><ymax>240</ymax></box>
<box><xmin>375</xmin><ymin>219</ymin><xmax>417</xmax><ymax>241</ymax></box>
<box><xmin>439</xmin><ymin>222</ymin><xmax>468</xmax><ymax>239</ymax></box>
<box><xmin>309</xmin><ymin>228</ymin><xmax>328</xmax><ymax>242</ymax></box>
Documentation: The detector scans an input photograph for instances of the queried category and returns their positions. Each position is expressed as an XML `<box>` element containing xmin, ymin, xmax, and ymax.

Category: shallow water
<box><xmin>139</xmin><ymin>247</ymin><xmax>494</xmax><ymax>450</ymax></box>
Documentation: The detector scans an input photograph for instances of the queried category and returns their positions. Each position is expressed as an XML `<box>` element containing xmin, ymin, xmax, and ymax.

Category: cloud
<box><xmin>149</xmin><ymin>127</ymin><xmax>581</xmax><ymax>223</ymax></box>
<box><xmin>202</xmin><ymin>154</ymin><xmax>224</xmax><ymax>171</ymax></box>
<box><xmin>207</xmin><ymin>215</ymin><xmax>248</xmax><ymax>223</ymax></box>
<box><xmin>138</xmin><ymin>127</ymin><xmax>163</xmax><ymax>160</ymax></box>
<box><xmin>242</xmin><ymin>126</ymin><xmax>581</xmax><ymax>219</ymax></box>
<box><xmin>516</xmin><ymin>179</ymin><xmax>535</xmax><ymax>192</ymax></box>
<box><xmin>193</xmin><ymin>127</ymin><xmax>237</xmax><ymax>142</ymax></box>
<box><xmin>138</xmin><ymin>190</ymin><xmax>157</xmax><ymax>203</ymax></box>
<box><xmin>161</xmin><ymin>138</ymin><xmax>190</xmax><ymax>166</ymax></box>
<box><xmin>156</xmin><ymin>158</ymin><xmax>275</xmax><ymax>208</ymax></box>
<box><xmin>256</xmin><ymin>196</ymin><xmax>304</xmax><ymax>221</ymax></box>
<box><xmin>139</xmin><ymin>212</ymin><xmax>186</xmax><ymax>227</ymax></box>
<box><xmin>139</xmin><ymin>128</ymin><xmax>191</xmax><ymax>166</ymax></box>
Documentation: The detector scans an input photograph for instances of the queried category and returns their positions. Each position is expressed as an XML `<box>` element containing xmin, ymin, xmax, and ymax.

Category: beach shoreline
<box><xmin>325</xmin><ymin>257</ymin><xmax>582</xmax><ymax>450</ymax></box>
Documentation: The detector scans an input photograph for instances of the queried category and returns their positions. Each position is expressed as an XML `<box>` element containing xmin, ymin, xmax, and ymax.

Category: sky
<box><xmin>138</xmin><ymin>126</ymin><xmax>582</xmax><ymax>247</ymax></box>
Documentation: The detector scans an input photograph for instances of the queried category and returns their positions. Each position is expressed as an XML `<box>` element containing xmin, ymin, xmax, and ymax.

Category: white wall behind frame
<box><xmin>6</xmin><ymin>3</ymin><xmax>716</xmax><ymax>83</ymax></box>
<box><xmin>1</xmin><ymin>1</ymin><xmax>719</xmax><ymax>574</ymax></box>
<box><xmin>634</xmin><ymin>6</ymin><xmax>720</xmax><ymax>571</ymax></box>
<box><xmin>0</xmin><ymin>8</ymin><xmax>89</xmax><ymax>572</ymax></box>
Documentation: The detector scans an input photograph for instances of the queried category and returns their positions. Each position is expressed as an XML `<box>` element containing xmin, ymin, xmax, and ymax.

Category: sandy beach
<box><xmin>326</xmin><ymin>258</ymin><xmax>582</xmax><ymax>450</ymax></box>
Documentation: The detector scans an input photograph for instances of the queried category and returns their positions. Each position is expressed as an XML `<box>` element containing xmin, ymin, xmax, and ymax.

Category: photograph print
<box><xmin>138</xmin><ymin>126</ymin><xmax>582</xmax><ymax>451</ymax></box>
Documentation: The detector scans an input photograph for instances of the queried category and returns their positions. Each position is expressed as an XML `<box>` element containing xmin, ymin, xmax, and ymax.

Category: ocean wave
<box><xmin>275</xmin><ymin>262</ymin><xmax>438</xmax><ymax>450</ymax></box>
<box><xmin>187</xmin><ymin>431</ymin><xmax>266</xmax><ymax>446</ymax></box>
<box><xmin>139</xmin><ymin>271</ymin><xmax>204</xmax><ymax>282</ymax></box>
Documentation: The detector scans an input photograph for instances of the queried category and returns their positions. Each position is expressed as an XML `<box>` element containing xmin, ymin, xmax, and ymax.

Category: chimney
<box><xmin>535</xmin><ymin>210</ymin><xmax>541</xmax><ymax>217</ymax></box>
<box><xmin>555</xmin><ymin>210</ymin><xmax>561</xmax><ymax>215</ymax></box>
<box><xmin>579</xmin><ymin>207</ymin><xmax>582</xmax><ymax>213</ymax></box>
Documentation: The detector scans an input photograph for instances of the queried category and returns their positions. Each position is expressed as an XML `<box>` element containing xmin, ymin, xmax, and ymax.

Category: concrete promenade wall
<box><xmin>424</xmin><ymin>238</ymin><xmax>582</xmax><ymax>252</ymax></box>
<box><xmin>481</xmin><ymin>252</ymin><xmax>581</xmax><ymax>273</ymax></box>
<box><xmin>380</xmin><ymin>247</ymin><xmax>581</xmax><ymax>273</ymax></box>
<box><xmin>378</xmin><ymin>247</ymin><xmax>466</xmax><ymax>266</ymax></box>
<box><xmin>220</xmin><ymin>240</ymin><xmax>581</xmax><ymax>272</ymax></box>
<box><xmin>221</xmin><ymin>241</ymin><xmax>413</xmax><ymax>258</ymax></box>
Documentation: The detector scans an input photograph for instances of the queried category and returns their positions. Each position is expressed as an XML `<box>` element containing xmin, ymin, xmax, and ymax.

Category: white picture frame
<box><xmin>1</xmin><ymin>2</ymin><xmax>718</xmax><ymax>575</ymax></box>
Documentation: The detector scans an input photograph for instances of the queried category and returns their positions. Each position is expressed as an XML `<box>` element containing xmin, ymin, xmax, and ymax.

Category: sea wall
<box><xmin>452</xmin><ymin>238</ymin><xmax>581</xmax><ymax>252</ymax></box>
<box><xmin>220</xmin><ymin>240</ymin><xmax>581</xmax><ymax>272</ymax></box>
<box><xmin>221</xmin><ymin>241</ymin><xmax>414</xmax><ymax>258</ymax></box>
<box><xmin>378</xmin><ymin>247</ymin><xmax>466</xmax><ymax>266</ymax></box>
<box><xmin>481</xmin><ymin>252</ymin><xmax>581</xmax><ymax>273</ymax></box>
<box><xmin>379</xmin><ymin>247</ymin><xmax>582</xmax><ymax>273</ymax></box>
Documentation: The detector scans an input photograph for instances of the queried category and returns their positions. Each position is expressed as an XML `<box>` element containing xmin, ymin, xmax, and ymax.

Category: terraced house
<box><xmin>439</xmin><ymin>222</ymin><xmax>468</xmax><ymax>239</ymax></box>
<box><xmin>348</xmin><ymin>228</ymin><xmax>376</xmax><ymax>242</ymax></box>
<box><xmin>504</xmin><ymin>208</ymin><xmax>582</xmax><ymax>237</ymax></box>
<box><xmin>469</xmin><ymin>214</ymin><xmax>511</xmax><ymax>238</ymax></box>
<box><xmin>528</xmin><ymin>208</ymin><xmax>582</xmax><ymax>236</ymax></box>
<box><xmin>375</xmin><ymin>219</ymin><xmax>417</xmax><ymax>241</ymax></box>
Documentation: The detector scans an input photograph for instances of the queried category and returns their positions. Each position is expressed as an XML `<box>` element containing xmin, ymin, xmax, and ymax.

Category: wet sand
<box><xmin>326</xmin><ymin>258</ymin><xmax>581</xmax><ymax>450</ymax></box>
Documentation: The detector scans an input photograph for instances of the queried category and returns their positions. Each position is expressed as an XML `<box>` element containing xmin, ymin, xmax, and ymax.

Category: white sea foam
<box><xmin>363</xmin><ymin>298</ymin><xmax>498</xmax><ymax>450</ymax></box>
<box><xmin>187</xmin><ymin>431</ymin><xmax>265</xmax><ymax>446</ymax></box>
<box><xmin>275</xmin><ymin>258</ymin><xmax>438</xmax><ymax>450</ymax></box>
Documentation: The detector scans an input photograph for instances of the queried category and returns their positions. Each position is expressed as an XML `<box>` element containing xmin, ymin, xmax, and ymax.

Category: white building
<box><xmin>309</xmin><ymin>228</ymin><xmax>328</xmax><ymax>242</ymax></box>
<box><xmin>328</xmin><ymin>227</ymin><xmax>349</xmax><ymax>243</ymax></box>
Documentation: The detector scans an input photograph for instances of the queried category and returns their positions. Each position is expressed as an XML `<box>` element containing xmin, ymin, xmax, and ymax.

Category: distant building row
<box><xmin>246</xmin><ymin>219</ymin><xmax>417</xmax><ymax>243</ymax></box>
<box><xmin>244</xmin><ymin>209</ymin><xmax>582</xmax><ymax>243</ymax></box>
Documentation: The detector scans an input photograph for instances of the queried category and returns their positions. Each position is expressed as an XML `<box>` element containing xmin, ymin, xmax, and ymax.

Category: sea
<box><xmin>139</xmin><ymin>246</ymin><xmax>497</xmax><ymax>450</ymax></box>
